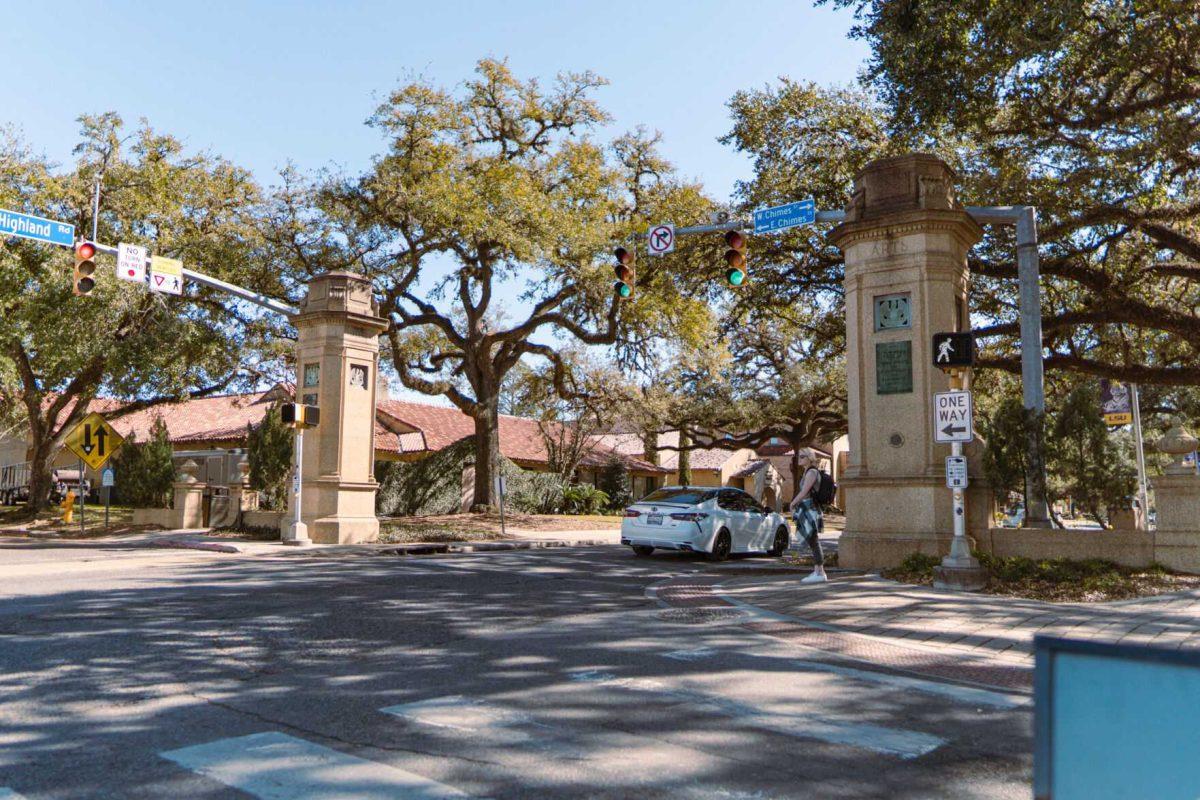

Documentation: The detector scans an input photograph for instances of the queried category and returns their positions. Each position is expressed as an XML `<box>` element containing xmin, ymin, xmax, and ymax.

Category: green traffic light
<box><xmin>726</xmin><ymin>268</ymin><xmax>746</xmax><ymax>286</ymax></box>
<box><xmin>615</xmin><ymin>281</ymin><xmax>632</xmax><ymax>298</ymax></box>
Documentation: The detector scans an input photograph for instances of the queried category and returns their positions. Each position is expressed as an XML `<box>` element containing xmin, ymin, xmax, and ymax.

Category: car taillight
<box><xmin>670</xmin><ymin>512</ymin><xmax>709</xmax><ymax>522</ymax></box>
<box><xmin>624</xmin><ymin>509</ymin><xmax>642</xmax><ymax>518</ymax></box>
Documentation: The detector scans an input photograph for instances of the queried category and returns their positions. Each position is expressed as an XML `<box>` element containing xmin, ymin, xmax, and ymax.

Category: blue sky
<box><xmin>2</xmin><ymin>0</ymin><xmax>869</xmax><ymax>400</ymax></box>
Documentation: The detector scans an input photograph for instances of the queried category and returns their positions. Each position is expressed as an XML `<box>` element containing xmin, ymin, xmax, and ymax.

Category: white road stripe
<box><xmin>0</xmin><ymin>789</ymin><xmax>29</xmax><ymax>800</ymax></box>
<box><xmin>160</xmin><ymin>731</ymin><xmax>470</xmax><ymax>799</ymax></box>
<box><xmin>380</xmin><ymin>696</ymin><xmax>582</xmax><ymax>757</ymax></box>
<box><xmin>566</xmin><ymin>670</ymin><xmax>944</xmax><ymax>759</ymax></box>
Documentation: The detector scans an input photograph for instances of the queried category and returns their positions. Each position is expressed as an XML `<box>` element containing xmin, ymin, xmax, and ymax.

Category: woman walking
<box><xmin>789</xmin><ymin>448</ymin><xmax>828</xmax><ymax>584</ymax></box>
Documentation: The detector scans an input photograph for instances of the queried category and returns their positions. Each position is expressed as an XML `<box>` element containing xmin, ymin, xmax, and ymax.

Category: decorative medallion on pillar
<box><xmin>828</xmin><ymin>154</ymin><xmax>994</xmax><ymax>570</ymax></box>
<box><xmin>290</xmin><ymin>271</ymin><xmax>389</xmax><ymax>543</ymax></box>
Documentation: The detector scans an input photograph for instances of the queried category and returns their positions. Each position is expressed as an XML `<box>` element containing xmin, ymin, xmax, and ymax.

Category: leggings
<box><xmin>793</xmin><ymin>499</ymin><xmax>824</xmax><ymax>566</ymax></box>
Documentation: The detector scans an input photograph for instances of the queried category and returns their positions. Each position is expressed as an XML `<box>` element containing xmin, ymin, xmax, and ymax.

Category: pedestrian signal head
<box><xmin>724</xmin><ymin>230</ymin><xmax>747</xmax><ymax>287</ymax></box>
<box><xmin>73</xmin><ymin>241</ymin><xmax>98</xmax><ymax>296</ymax></box>
<box><xmin>613</xmin><ymin>246</ymin><xmax>635</xmax><ymax>298</ymax></box>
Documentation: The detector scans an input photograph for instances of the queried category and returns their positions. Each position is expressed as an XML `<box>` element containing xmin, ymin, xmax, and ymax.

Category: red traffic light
<box><xmin>724</xmin><ymin>230</ymin><xmax>745</xmax><ymax>250</ymax></box>
<box><xmin>615</xmin><ymin>247</ymin><xmax>633</xmax><ymax>265</ymax></box>
<box><xmin>723</xmin><ymin>229</ymin><xmax>747</xmax><ymax>287</ymax></box>
<box><xmin>76</xmin><ymin>241</ymin><xmax>96</xmax><ymax>259</ymax></box>
<box><xmin>613</xmin><ymin>246</ymin><xmax>635</xmax><ymax>299</ymax></box>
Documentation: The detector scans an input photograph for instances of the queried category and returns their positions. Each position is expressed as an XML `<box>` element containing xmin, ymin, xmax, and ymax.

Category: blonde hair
<box><xmin>796</xmin><ymin>447</ymin><xmax>817</xmax><ymax>465</ymax></box>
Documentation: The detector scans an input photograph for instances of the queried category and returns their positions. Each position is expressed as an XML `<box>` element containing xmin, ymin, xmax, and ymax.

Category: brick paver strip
<box><xmin>656</xmin><ymin>578</ymin><xmax>1033</xmax><ymax>691</ymax></box>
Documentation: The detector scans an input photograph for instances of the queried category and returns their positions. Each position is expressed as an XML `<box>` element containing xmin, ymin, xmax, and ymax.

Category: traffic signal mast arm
<box><xmin>79</xmin><ymin>238</ymin><xmax>298</xmax><ymax>316</ymax></box>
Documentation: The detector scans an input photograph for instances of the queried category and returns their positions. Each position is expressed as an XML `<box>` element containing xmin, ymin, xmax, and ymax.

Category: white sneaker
<box><xmin>801</xmin><ymin>567</ymin><xmax>828</xmax><ymax>584</ymax></box>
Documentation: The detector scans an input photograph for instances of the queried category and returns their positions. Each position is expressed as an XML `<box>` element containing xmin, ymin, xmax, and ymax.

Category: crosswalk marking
<box><xmin>160</xmin><ymin>731</ymin><xmax>470</xmax><ymax>799</ymax></box>
<box><xmin>381</xmin><ymin>696</ymin><xmax>584</xmax><ymax>757</ymax></box>
<box><xmin>0</xmin><ymin>789</ymin><xmax>29</xmax><ymax>800</ymax></box>
<box><xmin>566</xmin><ymin>670</ymin><xmax>944</xmax><ymax>759</ymax></box>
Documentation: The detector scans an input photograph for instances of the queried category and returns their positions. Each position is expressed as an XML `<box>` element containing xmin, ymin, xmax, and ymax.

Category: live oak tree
<box><xmin>823</xmin><ymin>0</ymin><xmax>1200</xmax><ymax>394</ymax></box>
<box><xmin>0</xmin><ymin>116</ymin><xmax>279</xmax><ymax>510</ymax></box>
<box><xmin>270</xmin><ymin>60</ymin><xmax>717</xmax><ymax>509</ymax></box>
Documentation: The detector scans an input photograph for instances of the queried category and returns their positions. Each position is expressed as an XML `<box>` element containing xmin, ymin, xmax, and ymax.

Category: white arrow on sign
<box><xmin>933</xmin><ymin>390</ymin><xmax>973</xmax><ymax>444</ymax></box>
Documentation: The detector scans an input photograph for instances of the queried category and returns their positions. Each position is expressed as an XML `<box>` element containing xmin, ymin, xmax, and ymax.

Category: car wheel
<box><xmin>631</xmin><ymin>545</ymin><xmax>654</xmax><ymax>557</ymax></box>
<box><xmin>707</xmin><ymin>529</ymin><xmax>732</xmax><ymax>562</ymax></box>
<box><xmin>768</xmin><ymin>526</ymin><xmax>789</xmax><ymax>557</ymax></box>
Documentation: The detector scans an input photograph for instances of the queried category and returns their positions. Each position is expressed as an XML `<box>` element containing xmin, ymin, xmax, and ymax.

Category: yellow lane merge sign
<box><xmin>64</xmin><ymin>412</ymin><xmax>126</xmax><ymax>470</ymax></box>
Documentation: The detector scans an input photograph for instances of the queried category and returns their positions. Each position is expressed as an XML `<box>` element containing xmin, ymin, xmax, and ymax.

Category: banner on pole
<box><xmin>1100</xmin><ymin>379</ymin><xmax>1133</xmax><ymax>426</ymax></box>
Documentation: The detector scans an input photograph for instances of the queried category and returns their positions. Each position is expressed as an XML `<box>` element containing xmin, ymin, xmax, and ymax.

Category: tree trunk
<box><xmin>470</xmin><ymin>395</ymin><xmax>501</xmax><ymax>512</ymax></box>
<box><xmin>642</xmin><ymin>428</ymin><xmax>659</xmax><ymax>466</ymax></box>
<box><xmin>26</xmin><ymin>438</ymin><xmax>55</xmax><ymax>512</ymax></box>
<box><xmin>677</xmin><ymin>429</ymin><xmax>692</xmax><ymax>485</ymax></box>
<box><xmin>790</xmin><ymin>440</ymin><xmax>803</xmax><ymax>500</ymax></box>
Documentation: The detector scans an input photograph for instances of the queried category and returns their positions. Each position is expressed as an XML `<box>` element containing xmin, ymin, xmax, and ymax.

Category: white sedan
<box><xmin>621</xmin><ymin>486</ymin><xmax>791</xmax><ymax>560</ymax></box>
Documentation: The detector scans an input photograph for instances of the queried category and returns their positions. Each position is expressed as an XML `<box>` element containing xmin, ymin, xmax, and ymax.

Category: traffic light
<box><xmin>724</xmin><ymin>230</ymin><xmax>747</xmax><ymax>287</ymax></box>
<box><xmin>73</xmin><ymin>241</ymin><xmax>97</xmax><ymax>296</ymax></box>
<box><xmin>281</xmin><ymin>403</ymin><xmax>320</xmax><ymax>429</ymax></box>
<box><xmin>613</xmin><ymin>247</ymin><xmax>635</xmax><ymax>298</ymax></box>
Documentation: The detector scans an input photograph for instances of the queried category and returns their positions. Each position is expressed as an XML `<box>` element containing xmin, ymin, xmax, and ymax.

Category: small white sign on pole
<box><xmin>116</xmin><ymin>242</ymin><xmax>147</xmax><ymax>284</ymax></box>
<box><xmin>945</xmin><ymin>455</ymin><xmax>968</xmax><ymax>489</ymax></box>
<box><xmin>101</xmin><ymin>466</ymin><xmax>115</xmax><ymax>488</ymax></box>
<box><xmin>933</xmin><ymin>390</ymin><xmax>974</xmax><ymax>444</ymax></box>
<box><xmin>647</xmin><ymin>224</ymin><xmax>675</xmax><ymax>256</ymax></box>
<box><xmin>149</xmin><ymin>255</ymin><xmax>184</xmax><ymax>295</ymax></box>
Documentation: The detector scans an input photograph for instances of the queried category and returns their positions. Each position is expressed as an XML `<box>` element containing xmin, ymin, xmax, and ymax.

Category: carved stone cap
<box><xmin>297</xmin><ymin>271</ymin><xmax>381</xmax><ymax>319</ymax></box>
<box><xmin>1157</xmin><ymin>416</ymin><xmax>1199</xmax><ymax>475</ymax></box>
<box><xmin>829</xmin><ymin>153</ymin><xmax>983</xmax><ymax>250</ymax></box>
<box><xmin>845</xmin><ymin>154</ymin><xmax>961</xmax><ymax>221</ymax></box>
<box><xmin>176</xmin><ymin>459</ymin><xmax>201</xmax><ymax>484</ymax></box>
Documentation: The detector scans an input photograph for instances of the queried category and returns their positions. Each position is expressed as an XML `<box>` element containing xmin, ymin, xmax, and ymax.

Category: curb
<box><xmin>375</xmin><ymin>539</ymin><xmax>613</xmax><ymax>556</ymax></box>
<box><xmin>152</xmin><ymin>539</ymin><xmax>242</xmax><ymax>554</ymax></box>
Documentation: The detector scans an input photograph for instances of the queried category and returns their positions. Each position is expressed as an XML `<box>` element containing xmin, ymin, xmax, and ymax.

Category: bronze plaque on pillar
<box><xmin>876</xmin><ymin>340</ymin><xmax>913</xmax><ymax>394</ymax></box>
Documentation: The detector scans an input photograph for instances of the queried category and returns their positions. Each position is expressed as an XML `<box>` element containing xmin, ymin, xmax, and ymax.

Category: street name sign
<box><xmin>933</xmin><ymin>390</ymin><xmax>973</xmax><ymax>444</ymax></box>
<box><xmin>932</xmin><ymin>332</ymin><xmax>974</xmax><ymax>370</ymax></box>
<box><xmin>63</xmin><ymin>412</ymin><xmax>126</xmax><ymax>471</ymax></box>
<box><xmin>946</xmin><ymin>455</ymin><xmax>968</xmax><ymax>489</ymax></box>
<box><xmin>0</xmin><ymin>208</ymin><xmax>75</xmax><ymax>247</ymax></box>
<box><xmin>150</xmin><ymin>255</ymin><xmax>183</xmax><ymax>295</ymax></box>
<box><xmin>117</xmin><ymin>242</ymin><xmax>148</xmax><ymax>284</ymax></box>
<box><xmin>647</xmin><ymin>224</ymin><xmax>675</xmax><ymax>256</ymax></box>
<box><xmin>753</xmin><ymin>198</ymin><xmax>815</xmax><ymax>235</ymax></box>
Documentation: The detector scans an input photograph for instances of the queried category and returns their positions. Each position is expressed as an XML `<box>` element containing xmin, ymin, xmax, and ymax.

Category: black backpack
<box><xmin>810</xmin><ymin>467</ymin><xmax>837</xmax><ymax>507</ymax></box>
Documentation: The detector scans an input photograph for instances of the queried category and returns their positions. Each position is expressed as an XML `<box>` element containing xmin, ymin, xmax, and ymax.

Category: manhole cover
<box><xmin>658</xmin><ymin>607</ymin><xmax>746</xmax><ymax>625</ymax></box>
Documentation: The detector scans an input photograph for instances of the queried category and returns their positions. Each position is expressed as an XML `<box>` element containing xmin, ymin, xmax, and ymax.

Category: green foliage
<box><xmin>375</xmin><ymin>439</ymin><xmax>475</xmax><ymax>517</ymax></box>
<box><xmin>505</xmin><ymin>470</ymin><xmax>567</xmax><ymax>515</ymax></box>
<box><xmin>978</xmin><ymin>397</ymin><xmax>1034</xmax><ymax>505</ymax></box>
<box><xmin>1047</xmin><ymin>385</ymin><xmax>1136</xmax><ymax>527</ymax></box>
<box><xmin>111</xmin><ymin>416</ymin><xmax>174</xmax><ymax>508</ymax></box>
<box><xmin>248</xmin><ymin>407</ymin><xmax>293</xmax><ymax>511</ymax></box>
<box><xmin>560</xmin><ymin>484</ymin><xmax>609</xmax><ymax>515</ymax></box>
<box><xmin>597</xmin><ymin>456</ymin><xmax>632</xmax><ymax>510</ymax></box>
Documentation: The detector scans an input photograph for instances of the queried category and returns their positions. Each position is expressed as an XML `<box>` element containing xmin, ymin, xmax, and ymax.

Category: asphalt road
<box><xmin>0</xmin><ymin>542</ymin><xmax>1032</xmax><ymax>799</ymax></box>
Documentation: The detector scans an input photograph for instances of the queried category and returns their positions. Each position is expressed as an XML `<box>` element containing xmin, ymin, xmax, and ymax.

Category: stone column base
<box><xmin>838</xmin><ymin>530</ymin><xmax>968</xmax><ymax>569</ymax></box>
<box><xmin>933</xmin><ymin>564</ymin><xmax>987</xmax><ymax>591</ymax></box>
<box><xmin>310</xmin><ymin>516</ymin><xmax>380</xmax><ymax>544</ymax></box>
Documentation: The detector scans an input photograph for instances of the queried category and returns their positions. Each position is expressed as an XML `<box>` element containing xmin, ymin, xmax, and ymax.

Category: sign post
<box><xmin>494</xmin><ymin>476</ymin><xmax>507</xmax><ymax>536</ymax></box>
<box><xmin>931</xmin><ymin>366</ymin><xmax>985</xmax><ymax>590</ymax></box>
<box><xmin>63</xmin><ymin>413</ymin><xmax>125</xmax><ymax>535</ymax></box>
<box><xmin>102</xmin><ymin>466</ymin><xmax>114</xmax><ymax>529</ymax></box>
<box><xmin>281</xmin><ymin>402</ymin><xmax>320</xmax><ymax>546</ymax></box>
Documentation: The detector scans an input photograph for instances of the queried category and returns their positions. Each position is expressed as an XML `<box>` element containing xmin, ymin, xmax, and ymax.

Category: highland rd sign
<box><xmin>0</xmin><ymin>208</ymin><xmax>75</xmax><ymax>247</ymax></box>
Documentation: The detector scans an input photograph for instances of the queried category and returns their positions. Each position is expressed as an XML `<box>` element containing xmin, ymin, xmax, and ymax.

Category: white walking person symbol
<box><xmin>937</xmin><ymin>339</ymin><xmax>954</xmax><ymax>363</ymax></box>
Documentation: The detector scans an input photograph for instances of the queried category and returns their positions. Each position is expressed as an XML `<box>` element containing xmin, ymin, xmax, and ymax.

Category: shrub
<box><xmin>375</xmin><ymin>439</ymin><xmax>475</xmax><ymax>516</ymax></box>
<box><xmin>560</xmin><ymin>483</ymin><xmax>610</xmax><ymax>515</ymax></box>
<box><xmin>248</xmin><ymin>405</ymin><xmax>293</xmax><ymax>511</ymax></box>
<box><xmin>112</xmin><ymin>415</ymin><xmax>174</xmax><ymax>508</ymax></box>
<box><xmin>597</xmin><ymin>456</ymin><xmax>632</xmax><ymax>510</ymax></box>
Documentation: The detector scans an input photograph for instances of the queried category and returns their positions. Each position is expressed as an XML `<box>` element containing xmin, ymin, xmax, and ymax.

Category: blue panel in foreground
<box><xmin>1035</xmin><ymin>636</ymin><xmax>1200</xmax><ymax>800</ymax></box>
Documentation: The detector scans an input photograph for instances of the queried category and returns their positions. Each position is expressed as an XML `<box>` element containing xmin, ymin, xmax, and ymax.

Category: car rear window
<box><xmin>641</xmin><ymin>488</ymin><xmax>716</xmax><ymax>505</ymax></box>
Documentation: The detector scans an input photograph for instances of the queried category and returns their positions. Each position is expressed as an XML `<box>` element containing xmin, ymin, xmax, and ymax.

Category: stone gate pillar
<box><xmin>290</xmin><ymin>271</ymin><xmax>388</xmax><ymax>544</ymax></box>
<box><xmin>829</xmin><ymin>154</ymin><xmax>993</xmax><ymax>568</ymax></box>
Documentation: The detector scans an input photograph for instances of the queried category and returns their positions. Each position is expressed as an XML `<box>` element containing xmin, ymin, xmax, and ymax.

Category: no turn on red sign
<box><xmin>933</xmin><ymin>390</ymin><xmax>973</xmax><ymax>444</ymax></box>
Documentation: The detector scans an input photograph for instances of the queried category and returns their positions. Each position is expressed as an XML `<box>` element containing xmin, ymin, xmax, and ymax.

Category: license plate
<box><xmin>647</xmin><ymin>513</ymin><xmax>663</xmax><ymax>525</ymax></box>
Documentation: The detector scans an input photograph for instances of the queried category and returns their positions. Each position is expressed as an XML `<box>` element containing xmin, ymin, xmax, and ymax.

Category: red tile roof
<box><xmin>106</xmin><ymin>391</ymin><xmax>279</xmax><ymax>444</ymax></box>
<box><xmin>377</xmin><ymin>399</ymin><xmax>667</xmax><ymax>473</ymax></box>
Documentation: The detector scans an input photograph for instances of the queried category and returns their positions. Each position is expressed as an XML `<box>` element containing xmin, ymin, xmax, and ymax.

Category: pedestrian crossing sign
<box><xmin>63</xmin><ymin>412</ymin><xmax>126</xmax><ymax>470</ymax></box>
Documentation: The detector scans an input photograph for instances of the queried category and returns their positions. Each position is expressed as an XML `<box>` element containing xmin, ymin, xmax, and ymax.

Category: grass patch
<box><xmin>882</xmin><ymin>551</ymin><xmax>1200</xmax><ymax>602</ymax></box>
<box><xmin>378</xmin><ymin>525</ymin><xmax>511</xmax><ymax>544</ymax></box>
<box><xmin>0</xmin><ymin>504</ymin><xmax>148</xmax><ymax>538</ymax></box>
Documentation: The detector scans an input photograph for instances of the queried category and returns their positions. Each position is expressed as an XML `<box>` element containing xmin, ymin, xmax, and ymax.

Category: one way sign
<box><xmin>933</xmin><ymin>390</ymin><xmax>973</xmax><ymax>444</ymax></box>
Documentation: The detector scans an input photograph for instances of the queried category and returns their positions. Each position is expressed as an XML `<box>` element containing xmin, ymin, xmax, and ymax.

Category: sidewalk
<box><xmin>655</xmin><ymin>571</ymin><xmax>1200</xmax><ymax>691</ymax></box>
